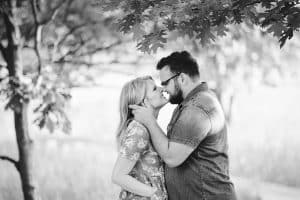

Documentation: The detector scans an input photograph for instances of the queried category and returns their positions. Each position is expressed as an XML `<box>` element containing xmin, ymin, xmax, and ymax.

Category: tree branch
<box><xmin>56</xmin><ymin>23</ymin><xmax>93</xmax><ymax>49</ymax></box>
<box><xmin>30</xmin><ymin>0</ymin><xmax>42</xmax><ymax>75</ymax></box>
<box><xmin>0</xmin><ymin>42</ymin><xmax>7</xmax><ymax>62</ymax></box>
<box><xmin>0</xmin><ymin>155</ymin><xmax>19</xmax><ymax>170</ymax></box>
<box><xmin>53</xmin><ymin>59</ymin><xmax>103</xmax><ymax>66</ymax></box>
<box><xmin>39</xmin><ymin>0</ymin><xmax>68</xmax><ymax>25</ymax></box>
<box><xmin>53</xmin><ymin>56</ymin><xmax>144</xmax><ymax>67</ymax></box>
<box><xmin>3</xmin><ymin>2</ymin><xmax>20</xmax><ymax>77</ymax></box>
<box><xmin>23</xmin><ymin>44</ymin><xmax>34</xmax><ymax>50</ymax></box>
<box><xmin>233</xmin><ymin>0</ymin><xmax>261</xmax><ymax>9</ymax></box>
<box><xmin>76</xmin><ymin>40</ymin><xmax>122</xmax><ymax>57</ymax></box>
<box><xmin>29</xmin><ymin>0</ymin><xmax>70</xmax><ymax>77</ymax></box>
<box><xmin>55</xmin><ymin>36</ymin><xmax>87</xmax><ymax>63</ymax></box>
<box><xmin>30</xmin><ymin>0</ymin><xmax>68</xmax><ymax>74</ymax></box>
<box><xmin>3</xmin><ymin>14</ymin><xmax>14</xmax><ymax>51</ymax></box>
<box><xmin>54</xmin><ymin>39</ymin><xmax>123</xmax><ymax>65</ymax></box>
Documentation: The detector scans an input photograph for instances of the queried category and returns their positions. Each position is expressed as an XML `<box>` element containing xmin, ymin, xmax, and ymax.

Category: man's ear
<box><xmin>179</xmin><ymin>73</ymin><xmax>187</xmax><ymax>85</ymax></box>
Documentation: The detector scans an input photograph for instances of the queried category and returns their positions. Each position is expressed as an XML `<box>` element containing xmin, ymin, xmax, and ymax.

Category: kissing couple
<box><xmin>112</xmin><ymin>51</ymin><xmax>237</xmax><ymax>200</ymax></box>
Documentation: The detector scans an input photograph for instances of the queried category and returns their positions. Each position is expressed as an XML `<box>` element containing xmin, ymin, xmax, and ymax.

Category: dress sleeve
<box><xmin>169</xmin><ymin>105</ymin><xmax>211</xmax><ymax>149</ymax></box>
<box><xmin>119</xmin><ymin>122</ymin><xmax>149</xmax><ymax>161</ymax></box>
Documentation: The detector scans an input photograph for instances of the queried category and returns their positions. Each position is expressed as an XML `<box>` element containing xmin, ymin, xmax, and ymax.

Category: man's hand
<box><xmin>129</xmin><ymin>100</ymin><xmax>156</xmax><ymax>127</ymax></box>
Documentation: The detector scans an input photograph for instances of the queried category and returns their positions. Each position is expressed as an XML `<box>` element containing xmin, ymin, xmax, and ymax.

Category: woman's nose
<box><xmin>158</xmin><ymin>87</ymin><xmax>165</xmax><ymax>92</ymax></box>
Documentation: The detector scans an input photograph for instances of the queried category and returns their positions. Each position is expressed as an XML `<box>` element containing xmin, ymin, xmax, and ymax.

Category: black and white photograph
<box><xmin>0</xmin><ymin>1</ymin><xmax>300</xmax><ymax>200</ymax></box>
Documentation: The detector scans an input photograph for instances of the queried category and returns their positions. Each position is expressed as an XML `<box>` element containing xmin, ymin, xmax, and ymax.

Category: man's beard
<box><xmin>169</xmin><ymin>81</ymin><xmax>184</xmax><ymax>104</ymax></box>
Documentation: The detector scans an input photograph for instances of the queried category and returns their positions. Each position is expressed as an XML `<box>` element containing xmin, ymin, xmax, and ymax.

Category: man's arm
<box><xmin>145</xmin><ymin>119</ymin><xmax>195</xmax><ymax>167</ymax></box>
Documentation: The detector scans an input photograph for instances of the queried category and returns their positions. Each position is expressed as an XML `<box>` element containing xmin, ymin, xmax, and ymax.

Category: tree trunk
<box><xmin>14</xmin><ymin>102</ymin><xmax>40</xmax><ymax>200</ymax></box>
<box><xmin>2</xmin><ymin>1</ymin><xmax>40</xmax><ymax>199</ymax></box>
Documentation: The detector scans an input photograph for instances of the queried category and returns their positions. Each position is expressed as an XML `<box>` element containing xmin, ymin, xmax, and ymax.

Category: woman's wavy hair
<box><xmin>116</xmin><ymin>76</ymin><xmax>152</xmax><ymax>146</ymax></box>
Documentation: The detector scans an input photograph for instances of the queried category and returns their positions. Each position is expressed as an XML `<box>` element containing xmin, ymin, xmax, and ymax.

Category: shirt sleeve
<box><xmin>119</xmin><ymin>122</ymin><xmax>149</xmax><ymax>161</ymax></box>
<box><xmin>169</xmin><ymin>105</ymin><xmax>211</xmax><ymax>149</ymax></box>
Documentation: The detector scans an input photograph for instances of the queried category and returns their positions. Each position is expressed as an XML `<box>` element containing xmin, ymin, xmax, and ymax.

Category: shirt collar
<box><xmin>179</xmin><ymin>82</ymin><xmax>208</xmax><ymax>107</ymax></box>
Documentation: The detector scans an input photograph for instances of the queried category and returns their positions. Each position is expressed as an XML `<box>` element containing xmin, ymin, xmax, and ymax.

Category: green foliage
<box><xmin>95</xmin><ymin>0</ymin><xmax>300</xmax><ymax>53</ymax></box>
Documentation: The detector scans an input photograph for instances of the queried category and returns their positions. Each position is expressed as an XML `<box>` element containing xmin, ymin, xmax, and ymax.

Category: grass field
<box><xmin>1</xmin><ymin>75</ymin><xmax>300</xmax><ymax>200</ymax></box>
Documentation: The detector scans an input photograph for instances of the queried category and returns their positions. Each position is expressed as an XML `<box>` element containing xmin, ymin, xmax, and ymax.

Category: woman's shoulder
<box><xmin>118</xmin><ymin>120</ymin><xmax>150</xmax><ymax>149</ymax></box>
<box><xmin>127</xmin><ymin>120</ymin><xmax>148</xmax><ymax>135</ymax></box>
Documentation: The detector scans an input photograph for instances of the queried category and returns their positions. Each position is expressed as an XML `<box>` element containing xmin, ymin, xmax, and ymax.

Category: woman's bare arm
<box><xmin>112</xmin><ymin>155</ymin><xmax>156</xmax><ymax>197</ymax></box>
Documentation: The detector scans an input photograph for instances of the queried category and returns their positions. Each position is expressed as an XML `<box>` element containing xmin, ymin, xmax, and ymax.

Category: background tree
<box><xmin>0</xmin><ymin>0</ymin><xmax>123</xmax><ymax>200</ymax></box>
<box><xmin>95</xmin><ymin>0</ymin><xmax>300</xmax><ymax>122</ymax></box>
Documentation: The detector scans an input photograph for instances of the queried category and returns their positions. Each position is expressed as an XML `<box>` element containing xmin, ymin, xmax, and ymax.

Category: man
<box><xmin>130</xmin><ymin>51</ymin><xmax>237</xmax><ymax>200</ymax></box>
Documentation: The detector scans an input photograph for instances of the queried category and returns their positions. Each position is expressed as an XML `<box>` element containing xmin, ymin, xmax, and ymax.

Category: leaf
<box><xmin>199</xmin><ymin>30</ymin><xmax>216</xmax><ymax>46</ymax></box>
<box><xmin>150</xmin><ymin>42</ymin><xmax>164</xmax><ymax>54</ymax></box>
<box><xmin>130</xmin><ymin>0</ymin><xmax>142</xmax><ymax>13</ymax></box>
<box><xmin>245</xmin><ymin>9</ymin><xmax>259</xmax><ymax>25</ymax></box>
<box><xmin>38</xmin><ymin>118</ymin><xmax>46</xmax><ymax>129</ymax></box>
<box><xmin>55</xmin><ymin>92</ymin><xmax>66</xmax><ymax>108</ymax></box>
<box><xmin>131</xmin><ymin>24</ymin><xmax>146</xmax><ymax>41</ymax></box>
<box><xmin>232</xmin><ymin>9</ymin><xmax>244</xmax><ymax>24</ymax></box>
<box><xmin>92</xmin><ymin>0</ymin><xmax>122</xmax><ymax>11</ymax></box>
<box><xmin>178</xmin><ymin>21</ymin><xmax>195</xmax><ymax>38</ymax></box>
<box><xmin>45</xmin><ymin>117</ymin><xmax>55</xmax><ymax>133</ymax></box>
<box><xmin>62</xmin><ymin>118</ymin><xmax>72</xmax><ymax>134</ymax></box>
<box><xmin>137</xmin><ymin>29</ymin><xmax>167</xmax><ymax>53</ymax></box>
<box><xmin>164</xmin><ymin>18</ymin><xmax>177</xmax><ymax>31</ymax></box>
<box><xmin>279</xmin><ymin>28</ymin><xmax>293</xmax><ymax>48</ymax></box>
<box><xmin>165</xmin><ymin>0</ymin><xmax>179</xmax><ymax>5</ymax></box>
<box><xmin>266</xmin><ymin>22</ymin><xmax>286</xmax><ymax>38</ymax></box>
<box><xmin>60</xmin><ymin>91</ymin><xmax>72</xmax><ymax>100</ymax></box>
<box><xmin>118</xmin><ymin>13</ymin><xmax>141</xmax><ymax>34</ymax></box>
<box><xmin>5</xmin><ymin>94</ymin><xmax>21</xmax><ymax>112</ymax></box>
<box><xmin>261</xmin><ymin>1</ymin><xmax>274</xmax><ymax>9</ymax></box>
<box><xmin>216</xmin><ymin>23</ymin><xmax>228</xmax><ymax>37</ymax></box>
<box><xmin>0</xmin><ymin>0</ymin><xmax>10</xmax><ymax>15</ymax></box>
<box><xmin>287</xmin><ymin>10</ymin><xmax>300</xmax><ymax>28</ymax></box>
<box><xmin>33</xmin><ymin>103</ymin><xmax>44</xmax><ymax>113</ymax></box>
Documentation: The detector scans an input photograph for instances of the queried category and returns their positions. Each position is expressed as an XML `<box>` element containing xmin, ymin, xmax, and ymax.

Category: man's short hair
<box><xmin>156</xmin><ymin>51</ymin><xmax>200</xmax><ymax>78</ymax></box>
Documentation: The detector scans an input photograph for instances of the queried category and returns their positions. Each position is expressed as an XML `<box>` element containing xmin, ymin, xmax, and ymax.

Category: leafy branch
<box><xmin>97</xmin><ymin>0</ymin><xmax>300</xmax><ymax>53</ymax></box>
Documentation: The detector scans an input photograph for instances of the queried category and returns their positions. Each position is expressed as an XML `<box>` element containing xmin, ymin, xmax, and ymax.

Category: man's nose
<box><xmin>158</xmin><ymin>87</ymin><xmax>165</xmax><ymax>92</ymax></box>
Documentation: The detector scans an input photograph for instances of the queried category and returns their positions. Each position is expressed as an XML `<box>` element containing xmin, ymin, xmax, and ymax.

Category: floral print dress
<box><xmin>118</xmin><ymin>120</ymin><xmax>168</xmax><ymax>200</ymax></box>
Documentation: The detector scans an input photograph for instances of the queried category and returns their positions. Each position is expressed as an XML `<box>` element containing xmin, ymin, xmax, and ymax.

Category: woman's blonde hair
<box><xmin>116</xmin><ymin>76</ymin><xmax>152</xmax><ymax>145</ymax></box>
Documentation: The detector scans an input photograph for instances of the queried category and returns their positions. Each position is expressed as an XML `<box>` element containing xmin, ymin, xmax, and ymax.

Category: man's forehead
<box><xmin>159</xmin><ymin>65</ymin><xmax>172</xmax><ymax>76</ymax></box>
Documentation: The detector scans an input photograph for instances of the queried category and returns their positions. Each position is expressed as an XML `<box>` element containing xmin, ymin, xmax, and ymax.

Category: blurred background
<box><xmin>1</xmin><ymin>1</ymin><xmax>300</xmax><ymax>200</ymax></box>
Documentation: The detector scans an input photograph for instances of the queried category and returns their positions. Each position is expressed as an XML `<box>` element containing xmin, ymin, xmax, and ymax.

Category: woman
<box><xmin>112</xmin><ymin>76</ymin><xmax>168</xmax><ymax>200</ymax></box>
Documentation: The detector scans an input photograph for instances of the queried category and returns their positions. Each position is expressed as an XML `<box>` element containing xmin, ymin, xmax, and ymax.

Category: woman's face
<box><xmin>145</xmin><ymin>79</ymin><xmax>168</xmax><ymax>109</ymax></box>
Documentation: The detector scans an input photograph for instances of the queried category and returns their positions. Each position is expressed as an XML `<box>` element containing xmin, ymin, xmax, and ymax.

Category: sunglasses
<box><xmin>161</xmin><ymin>73</ymin><xmax>181</xmax><ymax>86</ymax></box>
